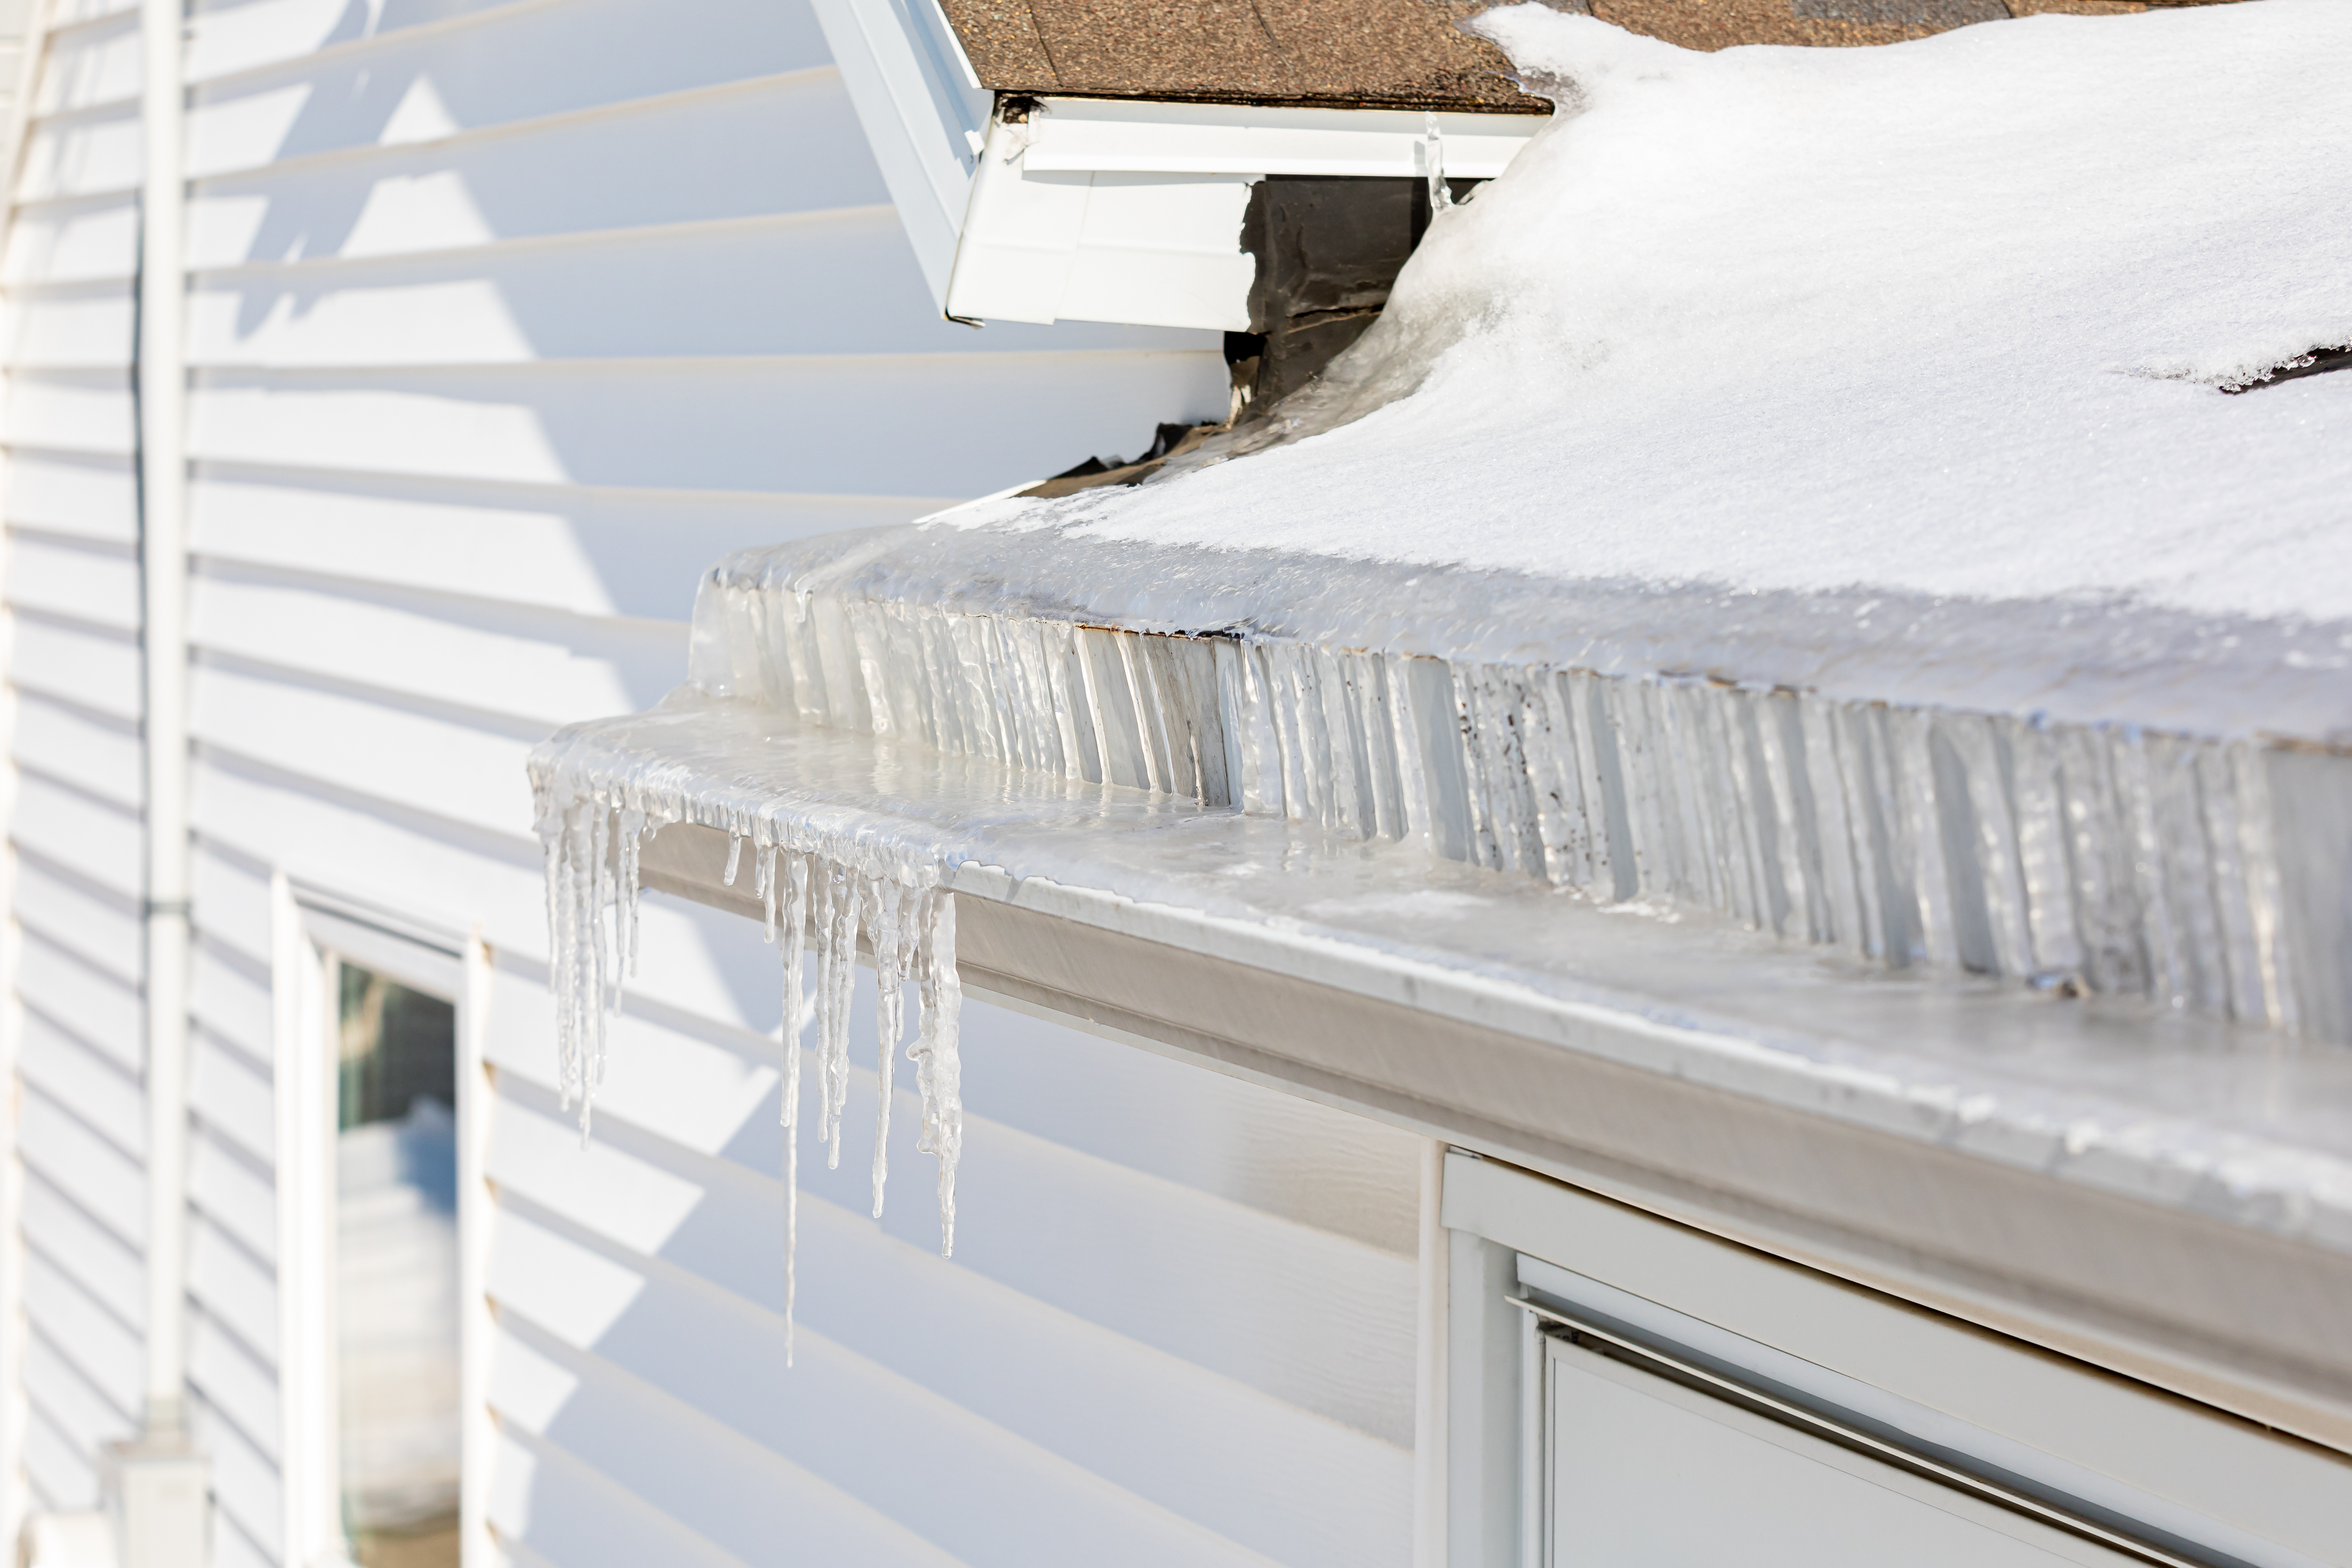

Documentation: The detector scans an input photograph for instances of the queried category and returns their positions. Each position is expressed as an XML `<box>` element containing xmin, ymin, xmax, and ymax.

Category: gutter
<box><xmin>531</xmin><ymin>699</ymin><xmax>2352</xmax><ymax>1457</ymax></box>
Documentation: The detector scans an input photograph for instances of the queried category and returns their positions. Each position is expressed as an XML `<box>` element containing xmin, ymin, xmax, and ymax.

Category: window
<box><xmin>1443</xmin><ymin>1152</ymin><xmax>2348</xmax><ymax>1568</ymax></box>
<box><xmin>334</xmin><ymin>964</ymin><xmax>462</xmax><ymax>1568</ymax></box>
<box><xmin>275</xmin><ymin>884</ymin><xmax>483</xmax><ymax>1568</ymax></box>
<box><xmin>1527</xmin><ymin>1303</ymin><xmax>2137</xmax><ymax>1566</ymax></box>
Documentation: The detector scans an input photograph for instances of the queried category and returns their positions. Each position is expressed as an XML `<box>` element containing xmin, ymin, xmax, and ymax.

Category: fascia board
<box><xmin>945</xmin><ymin>114</ymin><xmax>1256</xmax><ymax>331</ymax></box>
<box><xmin>943</xmin><ymin>97</ymin><xmax>1545</xmax><ymax>328</ymax></box>
<box><xmin>809</xmin><ymin>0</ymin><xmax>992</xmax><ymax>309</ymax></box>
<box><xmin>1020</xmin><ymin>97</ymin><xmax>1548</xmax><ymax>178</ymax></box>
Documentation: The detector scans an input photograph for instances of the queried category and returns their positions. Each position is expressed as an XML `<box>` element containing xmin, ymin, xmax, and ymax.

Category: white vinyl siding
<box><xmin>3</xmin><ymin>0</ymin><xmax>1420</xmax><ymax>1564</ymax></box>
<box><xmin>3</xmin><ymin>0</ymin><xmax>145</xmax><ymax>1539</ymax></box>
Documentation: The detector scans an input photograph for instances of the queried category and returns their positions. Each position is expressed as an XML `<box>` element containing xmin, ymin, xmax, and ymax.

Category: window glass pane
<box><xmin>1542</xmin><ymin>1339</ymin><xmax>2129</xmax><ymax>1567</ymax></box>
<box><xmin>337</xmin><ymin>964</ymin><xmax>461</xmax><ymax>1568</ymax></box>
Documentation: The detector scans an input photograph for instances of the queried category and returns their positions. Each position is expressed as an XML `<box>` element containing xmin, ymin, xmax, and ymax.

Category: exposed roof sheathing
<box><xmin>936</xmin><ymin>0</ymin><xmax>2172</xmax><ymax>110</ymax></box>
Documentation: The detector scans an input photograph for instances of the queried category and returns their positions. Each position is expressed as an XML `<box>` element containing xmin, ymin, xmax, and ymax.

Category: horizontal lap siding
<box><xmin>8</xmin><ymin>0</ymin><xmax>1415</xmax><ymax>1563</ymax></box>
<box><xmin>7</xmin><ymin>0</ymin><xmax>140</xmax><ymax>1522</ymax></box>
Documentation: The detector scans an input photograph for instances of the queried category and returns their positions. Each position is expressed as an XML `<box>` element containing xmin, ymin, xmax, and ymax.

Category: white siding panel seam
<box><xmin>20</xmin><ymin>1330</ymin><xmax>136</xmax><ymax>1425</ymax></box>
<box><xmin>191</xmin><ymin>347</ymin><xmax>1215</xmax><ymax>378</ymax></box>
<box><xmin>486</xmin><ymin>1419</ymin><xmax>764</xmax><ymax>1568</ymax></box>
<box><xmin>33</xmin><ymin>9</ymin><xmax>140</xmax><ymax>46</ymax></box>
<box><xmin>185</xmin><ymin>0</ymin><xmax>580</xmax><ymax>90</ymax></box>
<box><xmin>1</xmin><ymin>440</ymin><xmax>141</xmax><ymax>466</ymax></box>
<box><xmin>19</xmin><ymin>1061</ymin><xmax>144</xmax><ymax>1173</ymax></box>
<box><xmin>7</xmin><ymin>597</ymin><xmax>143</xmax><ymax>638</ymax></box>
<box><xmin>5</xmin><ymin>181</ymin><xmax>143</xmax><ymax>212</ymax></box>
<box><xmin>189</xmin><ymin>455</ymin><xmax>963</xmax><ymax>512</ymax></box>
<box><xmin>194</xmin><ymin>649</ymin><xmax>573</xmax><ymax>744</ymax></box>
<box><xmin>182</xmin><ymin>1289</ymin><xmax>280</xmax><ymax>1414</ymax></box>
<box><xmin>189</xmin><ymin>1015</ymin><xmax>273</xmax><ymax>1083</ymax></box>
<box><xmin>188</xmin><ymin>64</ymin><xmax>842</xmax><ymax>187</ymax></box>
<box><xmin>15</xmin><ymin>845</ymin><xmax>142</xmax><ymax>923</ymax></box>
<box><xmin>185</xmin><ymin>202</ymin><xmax>900</xmax><ymax>282</ymax></box>
<box><xmin>20</xmin><ymin>99</ymin><xmax>143</xmax><ymax>135</ymax></box>
<box><xmin>18</xmin><ymin>1238</ymin><xmax>141</xmax><ymax>1346</ymax></box>
<box><xmin>485</xmin><ymin>1307</ymin><xmax>978</xmax><ymax>1568</ymax></box>
<box><xmin>3</xmin><ymin>271</ymin><xmax>137</xmax><ymax>294</ymax></box>
<box><xmin>189</xmin><ymin>753</ymin><xmax>544</xmax><ymax>867</ymax></box>
<box><xmin>193</xmin><ymin>554</ymin><xmax>689</xmax><ymax>640</ymax></box>
<box><xmin>15</xmin><ymin>915</ymin><xmax>141</xmax><ymax>988</ymax></box>
<box><xmin>11</xmin><ymin>754</ymin><xmax>141</xmax><ymax>815</ymax></box>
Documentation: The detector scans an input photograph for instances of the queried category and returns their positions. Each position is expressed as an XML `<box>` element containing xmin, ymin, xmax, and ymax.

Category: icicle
<box><xmin>810</xmin><ymin>866</ymin><xmax>841</xmax><ymax>1157</ymax></box>
<box><xmin>1424</xmin><ymin>111</ymin><xmax>1451</xmax><ymax>212</ymax></box>
<box><xmin>723</xmin><ymin>830</ymin><xmax>744</xmax><ymax>887</ymax></box>
<box><xmin>779</xmin><ymin>850</ymin><xmax>810</xmax><ymax>1368</ymax></box>
<box><xmin>618</xmin><ymin>807</ymin><xmax>648</xmax><ymax>981</ymax></box>
<box><xmin>911</xmin><ymin>890</ymin><xmax>964</xmax><ymax>1256</ymax></box>
<box><xmin>822</xmin><ymin>865</ymin><xmax>861</xmax><ymax>1169</ymax></box>
<box><xmin>759</xmin><ymin>844</ymin><xmax>777</xmax><ymax>943</ymax></box>
<box><xmin>870</xmin><ymin>880</ymin><xmax>907</xmax><ymax>1219</ymax></box>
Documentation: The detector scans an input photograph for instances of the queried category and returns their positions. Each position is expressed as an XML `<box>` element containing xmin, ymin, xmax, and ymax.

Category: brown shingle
<box><xmin>938</xmin><ymin>0</ymin><xmax>2219</xmax><ymax>108</ymax></box>
<box><xmin>941</xmin><ymin>0</ymin><xmax>1540</xmax><ymax>110</ymax></box>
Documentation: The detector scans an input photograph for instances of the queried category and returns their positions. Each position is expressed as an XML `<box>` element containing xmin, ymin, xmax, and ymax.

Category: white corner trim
<box><xmin>808</xmin><ymin>0</ymin><xmax>990</xmax><ymax>309</ymax></box>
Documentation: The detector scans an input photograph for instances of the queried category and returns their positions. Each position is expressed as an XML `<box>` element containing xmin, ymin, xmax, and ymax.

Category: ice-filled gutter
<box><xmin>687</xmin><ymin>552</ymin><xmax>2350</xmax><ymax>1044</ymax></box>
<box><xmin>532</xmin><ymin>692</ymin><xmax>2352</xmax><ymax>1426</ymax></box>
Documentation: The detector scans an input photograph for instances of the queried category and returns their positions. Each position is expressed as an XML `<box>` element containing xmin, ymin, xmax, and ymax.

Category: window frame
<box><xmin>272</xmin><ymin>878</ymin><xmax>493</xmax><ymax>1568</ymax></box>
<box><xmin>1441</xmin><ymin>1150</ymin><xmax>2349</xmax><ymax>1568</ymax></box>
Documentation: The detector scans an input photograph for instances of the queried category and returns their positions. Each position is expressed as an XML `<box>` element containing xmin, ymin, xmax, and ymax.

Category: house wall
<box><xmin>0</xmin><ymin>0</ymin><xmax>1423</xmax><ymax>1564</ymax></box>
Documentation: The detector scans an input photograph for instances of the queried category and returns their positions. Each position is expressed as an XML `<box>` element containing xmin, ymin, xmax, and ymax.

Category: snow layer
<box><xmin>927</xmin><ymin>0</ymin><xmax>2352</xmax><ymax>735</ymax></box>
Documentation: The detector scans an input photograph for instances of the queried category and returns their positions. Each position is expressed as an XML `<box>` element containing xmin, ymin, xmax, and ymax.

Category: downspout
<box><xmin>137</xmin><ymin>0</ymin><xmax>191</xmax><ymax>1442</ymax></box>
<box><xmin>108</xmin><ymin>0</ymin><xmax>209</xmax><ymax>1561</ymax></box>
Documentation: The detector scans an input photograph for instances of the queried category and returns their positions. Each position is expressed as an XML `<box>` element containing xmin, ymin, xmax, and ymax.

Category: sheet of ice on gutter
<box><xmin>538</xmin><ymin>699</ymin><xmax>2352</xmax><ymax>1250</ymax></box>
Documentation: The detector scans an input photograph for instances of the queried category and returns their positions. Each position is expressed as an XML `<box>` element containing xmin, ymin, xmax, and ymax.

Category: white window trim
<box><xmin>271</xmin><ymin>877</ymin><xmax>494</xmax><ymax>1568</ymax></box>
<box><xmin>1442</xmin><ymin>1151</ymin><xmax>2351</xmax><ymax>1568</ymax></box>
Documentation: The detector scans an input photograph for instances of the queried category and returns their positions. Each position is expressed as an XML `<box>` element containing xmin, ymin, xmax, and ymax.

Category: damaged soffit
<box><xmin>934</xmin><ymin>0</ymin><xmax>2190</xmax><ymax>112</ymax></box>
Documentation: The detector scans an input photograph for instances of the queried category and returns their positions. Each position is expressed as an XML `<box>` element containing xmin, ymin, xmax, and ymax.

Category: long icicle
<box><xmin>870</xmin><ymin>880</ymin><xmax>906</xmax><ymax>1219</ymax></box>
<box><xmin>779</xmin><ymin>850</ymin><xmax>810</xmax><ymax>1367</ymax></box>
<box><xmin>810</xmin><ymin>865</ymin><xmax>839</xmax><ymax>1157</ymax></box>
<box><xmin>912</xmin><ymin>890</ymin><xmax>964</xmax><ymax>1255</ymax></box>
<box><xmin>759</xmin><ymin>843</ymin><xmax>777</xmax><ymax>942</ymax></box>
<box><xmin>824</xmin><ymin>865</ymin><xmax>861</xmax><ymax>1169</ymax></box>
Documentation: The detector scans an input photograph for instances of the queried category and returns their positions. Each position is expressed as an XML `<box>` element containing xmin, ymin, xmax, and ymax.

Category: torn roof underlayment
<box><xmin>535</xmin><ymin>1</ymin><xmax>2352</xmax><ymax>1414</ymax></box>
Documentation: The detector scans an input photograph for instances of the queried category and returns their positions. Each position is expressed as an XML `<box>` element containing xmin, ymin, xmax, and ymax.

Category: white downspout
<box><xmin>108</xmin><ymin>0</ymin><xmax>208</xmax><ymax>1561</ymax></box>
<box><xmin>138</xmin><ymin>0</ymin><xmax>192</xmax><ymax>1438</ymax></box>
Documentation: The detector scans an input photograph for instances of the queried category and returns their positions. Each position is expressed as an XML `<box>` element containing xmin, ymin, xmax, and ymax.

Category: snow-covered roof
<box><xmin>929</xmin><ymin>0</ymin><xmax>2352</xmax><ymax>740</ymax></box>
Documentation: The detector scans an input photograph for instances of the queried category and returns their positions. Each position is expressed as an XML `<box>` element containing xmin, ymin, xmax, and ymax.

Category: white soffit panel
<box><xmin>945</xmin><ymin>98</ymin><xmax>1545</xmax><ymax>332</ymax></box>
<box><xmin>809</xmin><ymin>0</ymin><xmax>992</xmax><ymax>308</ymax></box>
